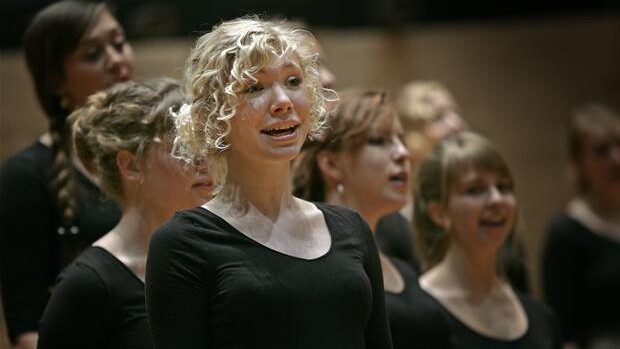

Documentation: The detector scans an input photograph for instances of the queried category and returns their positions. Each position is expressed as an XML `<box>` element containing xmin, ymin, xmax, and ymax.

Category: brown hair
<box><xmin>70</xmin><ymin>78</ymin><xmax>187</xmax><ymax>203</ymax></box>
<box><xmin>413</xmin><ymin>131</ymin><xmax>514</xmax><ymax>270</ymax></box>
<box><xmin>568</xmin><ymin>103</ymin><xmax>620</xmax><ymax>193</ymax></box>
<box><xmin>23</xmin><ymin>0</ymin><xmax>108</xmax><ymax>226</ymax></box>
<box><xmin>293</xmin><ymin>88</ymin><xmax>398</xmax><ymax>201</ymax></box>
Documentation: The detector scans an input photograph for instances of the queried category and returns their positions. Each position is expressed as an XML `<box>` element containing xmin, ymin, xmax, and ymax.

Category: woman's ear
<box><xmin>116</xmin><ymin>149</ymin><xmax>144</xmax><ymax>183</ymax></box>
<box><xmin>316</xmin><ymin>149</ymin><xmax>343</xmax><ymax>183</ymax></box>
<box><xmin>427</xmin><ymin>201</ymin><xmax>451</xmax><ymax>231</ymax></box>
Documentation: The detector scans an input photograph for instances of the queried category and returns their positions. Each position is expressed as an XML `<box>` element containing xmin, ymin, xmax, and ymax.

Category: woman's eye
<box><xmin>465</xmin><ymin>185</ymin><xmax>486</xmax><ymax>195</ymax></box>
<box><xmin>367</xmin><ymin>136</ymin><xmax>387</xmax><ymax>146</ymax></box>
<box><xmin>244</xmin><ymin>83</ymin><xmax>263</xmax><ymax>94</ymax></box>
<box><xmin>286</xmin><ymin>76</ymin><xmax>302</xmax><ymax>87</ymax></box>
<box><xmin>497</xmin><ymin>181</ymin><xmax>514</xmax><ymax>193</ymax></box>
<box><xmin>83</xmin><ymin>46</ymin><xmax>102</xmax><ymax>61</ymax></box>
<box><xmin>112</xmin><ymin>38</ymin><xmax>126</xmax><ymax>52</ymax></box>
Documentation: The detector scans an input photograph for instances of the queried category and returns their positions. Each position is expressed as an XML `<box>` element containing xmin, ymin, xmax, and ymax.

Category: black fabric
<box><xmin>429</xmin><ymin>290</ymin><xmax>561</xmax><ymax>349</ymax></box>
<box><xmin>385</xmin><ymin>257</ymin><xmax>452</xmax><ymax>349</ymax></box>
<box><xmin>376</xmin><ymin>212</ymin><xmax>420</xmax><ymax>273</ymax></box>
<box><xmin>0</xmin><ymin>142</ymin><xmax>121</xmax><ymax>342</ymax></box>
<box><xmin>38</xmin><ymin>246</ymin><xmax>151</xmax><ymax>349</ymax></box>
<box><xmin>542</xmin><ymin>213</ymin><xmax>620</xmax><ymax>347</ymax></box>
<box><xmin>145</xmin><ymin>203</ymin><xmax>393</xmax><ymax>349</ymax></box>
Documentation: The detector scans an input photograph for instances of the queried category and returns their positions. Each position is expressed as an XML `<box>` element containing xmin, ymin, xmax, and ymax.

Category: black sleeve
<box><xmin>541</xmin><ymin>217</ymin><xmax>581</xmax><ymax>343</ymax></box>
<box><xmin>145</xmin><ymin>219</ymin><xmax>210</xmax><ymax>348</ymax></box>
<box><xmin>37</xmin><ymin>264</ymin><xmax>108</xmax><ymax>349</ymax></box>
<box><xmin>0</xmin><ymin>154</ymin><xmax>56</xmax><ymax>342</ymax></box>
<box><xmin>355</xmin><ymin>212</ymin><xmax>394</xmax><ymax>349</ymax></box>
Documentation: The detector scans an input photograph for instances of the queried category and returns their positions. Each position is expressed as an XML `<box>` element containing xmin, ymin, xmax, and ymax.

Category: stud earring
<box><xmin>336</xmin><ymin>183</ymin><xmax>344</xmax><ymax>194</ymax></box>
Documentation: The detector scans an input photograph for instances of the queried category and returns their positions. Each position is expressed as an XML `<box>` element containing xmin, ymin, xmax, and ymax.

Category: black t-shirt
<box><xmin>38</xmin><ymin>247</ymin><xmax>152</xmax><ymax>349</ymax></box>
<box><xmin>0</xmin><ymin>142</ymin><xmax>121</xmax><ymax>342</ymax></box>
<box><xmin>145</xmin><ymin>203</ymin><xmax>393</xmax><ymax>349</ymax></box>
<box><xmin>385</xmin><ymin>257</ymin><xmax>452</xmax><ymax>349</ymax></box>
<box><xmin>427</xmin><ymin>289</ymin><xmax>561</xmax><ymax>349</ymax></box>
<box><xmin>542</xmin><ymin>213</ymin><xmax>620</xmax><ymax>347</ymax></box>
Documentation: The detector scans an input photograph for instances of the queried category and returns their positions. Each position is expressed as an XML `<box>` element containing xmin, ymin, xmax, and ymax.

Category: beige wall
<box><xmin>1</xmin><ymin>13</ymin><xmax>618</xmax><ymax>296</ymax></box>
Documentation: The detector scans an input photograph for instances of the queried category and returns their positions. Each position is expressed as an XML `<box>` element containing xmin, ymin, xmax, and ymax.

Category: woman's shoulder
<box><xmin>514</xmin><ymin>291</ymin><xmax>562</xmax><ymax>341</ymax></box>
<box><xmin>312</xmin><ymin>201</ymin><xmax>366</xmax><ymax>226</ymax></box>
<box><xmin>149</xmin><ymin>207</ymin><xmax>234</xmax><ymax>251</ymax></box>
<box><xmin>515</xmin><ymin>291</ymin><xmax>557</xmax><ymax>322</ymax></box>
<box><xmin>0</xmin><ymin>141</ymin><xmax>52</xmax><ymax>180</ymax></box>
<box><xmin>547</xmin><ymin>212</ymin><xmax>590</xmax><ymax>237</ymax></box>
<box><xmin>49</xmin><ymin>247</ymin><xmax>113</xmax><ymax>304</ymax></box>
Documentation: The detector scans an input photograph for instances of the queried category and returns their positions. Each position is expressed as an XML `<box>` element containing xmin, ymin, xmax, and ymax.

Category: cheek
<box><xmin>64</xmin><ymin>63</ymin><xmax>106</xmax><ymax>101</ymax></box>
<box><xmin>123</xmin><ymin>46</ymin><xmax>136</xmax><ymax>68</ymax></box>
<box><xmin>242</xmin><ymin>95</ymin><xmax>269</xmax><ymax>114</ymax></box>
<box><xmin>291</xmin><ymin>91</ymin><xmax>311</xmax><ymax>117</ymax></box>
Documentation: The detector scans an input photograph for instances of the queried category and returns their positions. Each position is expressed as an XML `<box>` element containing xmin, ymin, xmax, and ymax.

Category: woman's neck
<box><xmin>96</xmin><ymin>202</ymin><xmax>167</xmax><ymax>259</ymax></box>
<box><xmin>584</xmin><ymin>193</ymin><xmax>620</xmax><ymax>221</ymax></box>
<box><xmin>435</xmin><ymin>244</ymin><xmax>501</xmax><ymax>303</ymax></box>
<box><xmin>221</xmin><ymin>156</ymin><xmax>294</xmax><ymax>221</ymax></box>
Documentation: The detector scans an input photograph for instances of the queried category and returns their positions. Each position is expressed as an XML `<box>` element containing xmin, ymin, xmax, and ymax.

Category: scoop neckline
<box><xmin>196</xmin><ymin>202</ymin><xmax>335</xmax><ymax>262</ymax></box>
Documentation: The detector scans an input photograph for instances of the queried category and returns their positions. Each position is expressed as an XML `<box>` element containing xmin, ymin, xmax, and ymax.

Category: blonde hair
<box><xmin>174</xmin><ymin>16</ymin><xmax>333</xmax><ymax>191</ymax></box>
<box><xmin>397</xmin><ymin>80</ymin><xmax>459</xmax><ymax>132</ymax></box>
<box><xmin>413</xmin><ymin>131</ymin><xmax>515</xmax><ymax>271</ymax></box>
<box><xmin>70</xmin><ymin>78</ymin><xmax>187</xmax><ymax>203</ymax></box>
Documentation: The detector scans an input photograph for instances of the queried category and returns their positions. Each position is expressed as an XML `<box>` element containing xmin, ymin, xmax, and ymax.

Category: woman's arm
<box><xmin>37</xmin><ymin>265</ymin><xmax>107</xmax><ymax>349</ymax></box>
<box><xmin>146</xmin><ymin>220</ymin><xmax>211</xmax><ymax>348</ymax></box>
<box><xmin>357</xmin><ymin>213</ymin><xmax>393</xmax><ymax>349</ymax></box>
<box><xmin>0</xmin><ymin>154</ymin><xmax>56</xmax><ymax>345</ymax></box>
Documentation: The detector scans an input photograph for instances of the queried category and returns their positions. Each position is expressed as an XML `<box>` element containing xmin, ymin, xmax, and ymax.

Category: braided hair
<box><xmin>23</xmin><ymin>0</ymin><xmax>106</xmax><ymax>228</ymax></box>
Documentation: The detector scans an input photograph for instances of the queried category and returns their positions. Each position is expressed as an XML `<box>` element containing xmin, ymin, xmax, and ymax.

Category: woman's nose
<box><xmin>392</xmin><ymin>136</ymin><xmax>411</xmax><ymax>163</ymax></box>
<box><xmin>104</xmin><ymin>45</ymin><xmax>129</xmax><ymax>75</ymax></box>
<box><xmin>270</xmin><ymin>84</ymin><xmax>293</xmax><ymax>116</ymax></box>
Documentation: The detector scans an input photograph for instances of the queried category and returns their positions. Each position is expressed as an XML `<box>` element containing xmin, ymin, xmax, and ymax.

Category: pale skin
<box><xmin>420</xmin><ymin>167</ymin><xmax>528</xmax><ymax>340</ymax></box>
<box><xmin>318</xmin><ymin>118</ymin><xmax>411</xmax><ymax>292</ymax></box>
<box><xmin>95</xmin><ymin>145</ymin><xmax>212</xmax><ymax>280</ymax></box>
<box><xmin>204</xmin><ymin>60</ymin><xmax>331</xmax><ymax>260</ymax></box>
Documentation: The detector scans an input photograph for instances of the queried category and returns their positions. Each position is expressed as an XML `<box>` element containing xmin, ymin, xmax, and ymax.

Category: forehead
<box><xmin>582</xmin><ymin>122</ymin><xmax>620</xmax><ymax>143</ymax></box>
<box><xmin>256</xmin><ymin>59</ymin><xmax>301</xmax><ymax>73</ymax></box>
<box><xmin>452</xmin><ymin>163</ymin><xmax>510</xmax><ymax>184</ymax></box>
<box><xmin>81</xmin><ymin>10</ymin><xmax>120</xmax><ymax>42</ymax></box>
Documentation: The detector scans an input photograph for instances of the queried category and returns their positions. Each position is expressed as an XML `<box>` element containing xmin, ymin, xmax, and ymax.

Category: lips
<box><xmin>192</xmin><ymin>179</ymin><xmax>215</xmax><ymax>197</ymax></box>
<box><xmin>479</xmin><ymin>213</ymin><xmax>509</xmax><ymax>227</ymax></box>
<box><xmin>261</xmin><ymin>122</ymin><xmax>299</xmax><ymax>137</ymax></box>
<box><xmin>388</xmin><ymin>170</ymin><xmax>409</xmax><ymax>188</ymax></box>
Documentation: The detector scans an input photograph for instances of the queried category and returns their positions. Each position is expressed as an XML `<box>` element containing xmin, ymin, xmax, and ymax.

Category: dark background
<box><xmin>2</xmin><ymin>0</ymin><xmax>619</xmax><ymax>48</ymax></box>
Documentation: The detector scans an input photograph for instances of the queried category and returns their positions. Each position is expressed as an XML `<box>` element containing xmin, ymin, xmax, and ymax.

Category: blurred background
<box><xmin>1</xmin><ymin>0</ymin><xmax>619</xmax><ymax>296</ymax></box>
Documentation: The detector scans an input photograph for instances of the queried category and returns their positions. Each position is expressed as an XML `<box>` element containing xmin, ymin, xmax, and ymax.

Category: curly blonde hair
<box><xmin>173</xmin><ymin>16</ymin><xmax>333</xmax><ymax>190</ymax></box>
<box><xmin>70</xmin><ymin>78</ymin><xmax>187</xmax><ymax>203</ymax></box>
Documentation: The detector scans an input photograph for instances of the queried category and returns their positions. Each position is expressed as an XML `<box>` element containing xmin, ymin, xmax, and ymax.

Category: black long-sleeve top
<box><xmin>385</xmin><ymin>257</ymin><xmax>452</xmax><ymax>349</ymax></box>
<box><xmin>0</xmin><ymin>141</ymin><xmax>121</xmax><ymax>342</ymax></box>
<box><xmin>428</xmin><ymin>290</ymin><xmax>561</xmax><ymax>348</ymax></box>
<box><xmin>38</xmin><ymin>246</ymin><xmax>152</xmax><ymax>349</ymax></box>
<box><xmin>542</xmin><ymin>213</ymin><xmax>620</xmax><ymax>347</ymax></box>
<box><xmin>145</xmin><ymin>203</ymin><xmax>393</xmax><ymax>349</ymax></box>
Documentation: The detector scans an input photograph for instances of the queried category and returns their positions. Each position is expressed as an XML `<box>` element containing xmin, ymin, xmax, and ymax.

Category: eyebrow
<box><xmin>81</xmin><ymin>27</ymin><xmax>124</xmax><ymax>45</ymax></box>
